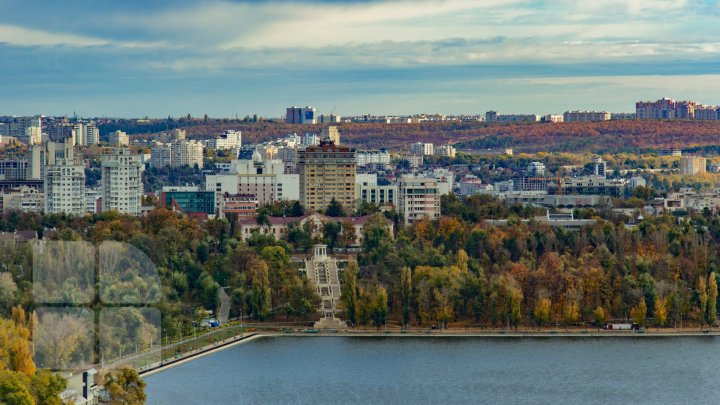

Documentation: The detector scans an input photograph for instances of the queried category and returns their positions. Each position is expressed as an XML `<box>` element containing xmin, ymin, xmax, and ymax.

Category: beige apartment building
<box><xmin>680</xmin><ymin>156</ymin><xmax>707</xmax><ymax>175</ymax></box>
<box><xmin>299</xmin><ymin>141</ymin><xmax>356</xmax><ymax>213</ymax></box>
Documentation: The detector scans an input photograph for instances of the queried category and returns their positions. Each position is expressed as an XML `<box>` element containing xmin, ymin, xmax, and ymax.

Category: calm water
<box><xmin>144</xmin><ymin>336</ymin><xmax>720</xmax><ymax>405</ymax></box>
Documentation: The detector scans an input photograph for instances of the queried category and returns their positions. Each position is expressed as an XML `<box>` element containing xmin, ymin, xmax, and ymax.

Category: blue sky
<box><xmin>1</xmin><ymin>0</ymin><xmax>720</xmax><ymax>117</ymax></box>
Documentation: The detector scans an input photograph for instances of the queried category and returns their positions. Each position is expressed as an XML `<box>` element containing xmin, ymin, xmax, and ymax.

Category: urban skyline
<box><xmin>2</xmin><ymin>1</ymin><xmax>720</xmax><ymax>117</ymax></box>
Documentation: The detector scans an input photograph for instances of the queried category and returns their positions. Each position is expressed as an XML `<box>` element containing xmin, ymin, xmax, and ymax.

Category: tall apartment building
<box><xmin>436</xmin><ymin>144</ymin><xmax>456</xmax><ymax>158</ymax></box>
<box><xmin>410</xmin><ymin>142</ymin><xmax>434</xmax><ymax>156</ymax></box>
<box><xmin>0</xmin><ymin>116</ymin><xmax>42</xmax><ymax>145</ymax></box>
<box><xmin>593</xmin><ymin>157</ymin><xmax>607</xmax><ymax>178</ymax></box>
<box><xmin>398</xmin><ymin>175</ymin><xmax>441</xmax><ymax>225</ymax></box>
<box><xmin>563</xmin><ymin>111</ymin><xmax>611</xmax><ymax>122</ymax></box>
<box><xmin>298</xmin><ymin>141</ymin><xmax>356</xmax><ymax>213</ymax></box>
<box><xmin>109</xmin><ymin>130</ymin><xmax>129</xmax><ymax>147</ymax></box>
<box><xmin>636</xmin><ymin>98</ymin><xmax>697</xmax><ymax>119</ymax></box>
<box><xmin>172</xmin><ymin>139</ymin><xmax>204</xmax><ymax>169</ymax></box>
<box><xmin>100</xmin><ymin>148</ymin><xmax>144</xmax><ymax>215</ymax></box>
<box><xmin>205</xmin><ymin>153</ymin><xmax>299</xmax><ymax>211</ymax></box>
<box><xmin>48</xmin><ymin>123</ymin><xmax>76</xmax><ymax>145</ymax></box>
<box><xmin>207</xmin><ymin>130</ymin><xmax>242</xmax><ymax>150</ymax></box>
<box><xmin>321</xmin><ymin>126</ymin><xmax>340</xmax><ymax>144</ymax></box>
<box><xmin>150</xmin><ymin>143</ymin><xmax>173</xmax><ymax>168</ymax></box>
<box><xmin>695</xmin><ymin>105</ymin><xmax>720</xmax><ymax>120</ymax></box>
<box><xmin>680</xmin><ymin>156</ymin><xmax>707</xmax><ymax>175</ymax></box>
<box><xmin>0</xmin><ymin>159</ymin><xmax>29</xmax><ymax>180</ymax></box>
<box><xmin>356</xmin><ymin>149</ymin><xmax>391</xmax><ymax>166</ymax></box>
<box><xmin>74</xmin><ymin>122</ymin><xmax>99</xmax><ymax>145</ymax></box>
<box><xmin>286</xmin><ymin>106</ymin><xmax>317</xmax><ymax>124</ymax></box>
<box><xmin>43</xmin><ymin>140</ymin><xmax>85</xmax><ymax>215</ymax></box>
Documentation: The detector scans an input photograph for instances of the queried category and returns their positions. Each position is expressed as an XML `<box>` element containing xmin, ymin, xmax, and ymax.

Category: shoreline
<box><xmin>139</xmin><ymin>329</ymin><xmax>719</xmax><ymax>377</ymax></box>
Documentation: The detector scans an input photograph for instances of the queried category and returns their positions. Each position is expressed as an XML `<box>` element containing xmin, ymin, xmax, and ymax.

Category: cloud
<box><xmin>0</xmin><ymin>24</ymin><xmax>109</xmax><ymax>46</ymax></box>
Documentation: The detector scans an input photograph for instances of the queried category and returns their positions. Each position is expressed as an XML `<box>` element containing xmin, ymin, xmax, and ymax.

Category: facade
<box><xmin>1</xmin><ymin>186</ymin><xmax>44</xmax><ymax>214</ymax></box>
<box><xmin>398</xmin><ymin>175</ymin><xmax>441</xmax><ymax>225</ymax></box>
<box><xmin>636</xmin><ymin>98</ymin><xmax>697</xmax><ymax>120</ymax></box>
<box><xmin>205</xmin><ymin>155</ymin><xmax>299</xmax><ymax>210</ymax></box>
<box><xmin>236</xmin><ymin>213</ymin><xmax>394</xmax><ymax>246</ymax></box>
<box><xmin>108</xmin><ymin>130</ymin><xmax>129</xmax><ymax>147</ymax></box>
<box><xmin>680</xmin><ymin>156</ymin><xmax>707</xmax><ymax>175</ymax></box>
<box><xmin>150</xmin><ymin>143</ymin><xmax>173</xmax><ymax>168</ymax></box>
<box><xmin>286</xmin><ymin>106</ymin><xmax>317</xmax><ymax>124</ymax></box>
<box><xmin>172</xmin><ymin>140</ymin><xmax>204</xmax><ymax>169</ymax></box>
<box><xmin>563</xmin><ymin>111</ymin><xmax>611</xmax><ymax>122</ymax></box>
<box><xmin>436</xmin><ymin>144</ymin><xmax>456</xmax><ymax>158</ymax></box>
<box><xmin>0</xmin><ymin>159</ymin><xmax>28</xmax><ymax>181</ymax></box>
<box><xmin>298</xmin><ymin>141</ymin><xmax>356</xmax><ymax>213</ymax></box>
<box><xmin>485</xmin><ymin>111</ymin><xmax>540</xmax><ymax>122</ymax></box>
<box><xmin>593</xmin><ymin>157</ymin><xmax>607</xmax><ymax>177</ymax></box>
<box><xmin>45</xmin><ymin>160</ymin><xmax>85</xmax><ymax>215</ymax></box>
<box><xmin>0</xmin><ymin>116</ymin><xmax>41</xmax><ymax>144</ymax></box>
<box><xmin>321</xmin><ymin>126</ymin><xmax>340</xmax><ymax>144</ymax></box>
<box><xmin>356</xmin><ymin>149</ymin><xmax>391</xmax><ymax>166</ymax></box>
<box><xmin>219</xmin><ymin>193</ymin><xmax>258</xmax><ymax>220</ymax></box>
<box><xmin>160</xmin><ymin>188</ymin><xmax>215</xmax><ymax>215</ymax></box>
<box><xmin>551</xmin><ymin>176</ymin><xmax>626</xmax><ymax>197</ymax></box>
<box><xmin>410</xmin><ymin>142</ymin><xmax>434</xmax><ymax>156</ymax></box>
<box><xmin>207</xmin><ymin>130</ymin><xmax>242</xmax><ymax>150</ymax></box>
<box><xmin>100</xmin><ymin>148</ymin><xmax>144</xmax><ymax>215</ymax></box>
<box><xmin>527</xmin><ymin>162</ymin><xmax>546</xmax><ymax>176</ymax></box>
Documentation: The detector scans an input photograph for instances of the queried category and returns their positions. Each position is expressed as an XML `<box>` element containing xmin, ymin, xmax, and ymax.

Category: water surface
<box><xmin>145</xmin><ymin>336</ymin><xmax>720</xmax><ymax>404</ymax></box>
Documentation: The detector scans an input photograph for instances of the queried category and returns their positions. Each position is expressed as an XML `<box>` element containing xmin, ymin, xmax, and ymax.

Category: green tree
<box><xmin>0</xmin><ymin>370</ymin><xmax>33</xmax><ymax>405</ymax></box>
<box><xmin>250</xmin><ymin>263</ymin><xmax>271</xmax><ymax>320</ymax></box>
<box><xmin>400</xmin><ymin>267</ymin><xmax>413</xmax><ymax>328</ymax></box>
<box><xmin>370</xmin><ymin>285</ymin><xmax>389</xmax><ymax>331</ymax></box>
<box><xmin>341</xmin><ymin>261</ymin><xmax>359</xmax><ymax>327</ymax></box>
<box><xmin>325</xmin><ymin>198</ymin><xmax>346</xmax><ymax>217</ymax></box>
<box><xmin>30</xmin><ymin>370</ymin><xmax>66</xmax><ymax>405</ymax></box>
<box><xmin>533</xmin><ymin>298</ymin><xmax>551</xmax><ymax>331</ymax></box>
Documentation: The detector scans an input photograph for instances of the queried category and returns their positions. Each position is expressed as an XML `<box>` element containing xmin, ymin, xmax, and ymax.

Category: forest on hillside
<box><xmin>112</xmin><ymin>119</ymin><xmax>720</xmax><ymax>154</ymax></box>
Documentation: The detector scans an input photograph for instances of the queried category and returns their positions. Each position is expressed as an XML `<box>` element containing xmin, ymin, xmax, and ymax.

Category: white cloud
<box><xmin>0</xmin><ymin>24</ymin><xmax>109</xmax><ymax>46</ymax></box>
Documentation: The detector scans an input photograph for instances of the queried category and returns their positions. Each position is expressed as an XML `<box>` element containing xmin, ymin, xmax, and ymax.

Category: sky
<box><xmin>1</xmin><ymin>0</ymin><xmax>720</xmax><ymax>117</ymax></box>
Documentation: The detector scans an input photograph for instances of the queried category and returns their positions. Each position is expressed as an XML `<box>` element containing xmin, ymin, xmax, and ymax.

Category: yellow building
<box><xmin>299</xmin><ymin>141</ymin><xmax>356</xmax><ymax>213</ymax></box>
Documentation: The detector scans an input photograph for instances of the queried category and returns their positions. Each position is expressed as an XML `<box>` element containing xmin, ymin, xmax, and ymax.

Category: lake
<box><xmin>144</xmin><ymin>335</ymin><xmax>720</xmax><ymax>404</ymax></box>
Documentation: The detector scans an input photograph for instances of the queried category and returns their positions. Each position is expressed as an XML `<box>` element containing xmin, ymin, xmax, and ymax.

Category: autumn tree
<box><xmin>593</xmin><ymin>306</ymin><xmax>607</xmax><ymax>331</ymax></box>
<box><xmin>103</xmin><ymin>367</ymin><xmax>146</xmax><ymax>405</ymax></box>
<box><xmin>341</xmin><ymin>260</ymin><xmax>359</xmax><ymax>327</ymax></box>
<box><xmin>654</xmin><ymin>297</ymin><xmax>668</xmax><ymax>330</ymax></box>
<box><xmin>630</xmin><ymin>298</ymin><xmax>647</xmax><ymax>327</ymax></box>
<box><xmin>707</xmin><ymin>272</ymin><xmax>718</xmax><ymax>327</ymax></box>
<box><xmin>400</xmin><ymin>267</ymin><xmax>412</xmax><ymax>328</ymax></box>
<box><xmin>533</xmin><ymin>297</ymin><xmax>551</xmax><ymax>331</ymax></box>
<box><xmin>698</xmin><ymin>276</ymin><xmax>708</xmax><ymax>330</ymax></box>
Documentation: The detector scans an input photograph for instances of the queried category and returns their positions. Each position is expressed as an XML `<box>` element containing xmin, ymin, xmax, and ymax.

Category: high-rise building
<box><xmin>321</xmin><ymin>126</ymin><xmax>340</xmax><ymax>144</ymax></box>
<box><xmin>0</xmin><ymin>159</ymin><xmax>29</xmax><ymax>181</ymax></box>
<box><xmin>48</xmin><ymin>123</ymin><xmax>76</xmax><ymax>145</ymax></box>
<box><xmin>298</xmin><ymin>141</ymin><xmax>356</xmax><ymax>213</ymax></box>
<box><xmin>286</xmin><ymin>106</ymin><xmax>317</xmax><ymax>124</ymax></box>
<box><xmin>172</xmin><ymin>139</ymin><xmax>204</xmax><ymax>169</ymax></box>
<box><xmin>436</xmin><ymin>144</ymin><xmax>456</xmax><ymax>158</ymax></box>
<box><xmin>0</xmin><ymin>116</ymin><xmax>42</xmax><ymax>144</ymax></box>
<box><xmin>150</xmin><ymin>143</ymin><xmax>173</xmax><ymax>168</ymax></box>
<box><xmin>680</xmin><ymin>156</ymin><xmax>706</xmax><ymax>175</ymax></box>
<box><xmin>593</xmin><ymin>157</ymin><xmax>607</xmax><ymax>178</ymax></box>
<box><xmin>43</xmin><ymin>140</ymin><xmax>85</xmax><ymax>215</ymax></box>
<box><xmin>398</xmin><ymin>175</ymin><xmax>440</xmax><ymax>225</ymax></box>
<box><xmin>207</xmin><ymin>130</ymin><xmax>242</xmax><ymax>150</ymax></box>
<box><xmin>100</xmin><ymin>148</ymin><xmax>144</xmax><ymax>216</ymax></box>
<box><xmin>109</xmin><ymin>130</ymin><xmax>129</xmax><ymax>147</ymax></box>
<box><xmin>636</xmin><ymin>98</ymin><xmax>697</xmax><ymax>120</ymax></box>
<box><xmin>410</xmin><ymin>142</ymin><xmax>434</xmax><ymax>156</ymax></box>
